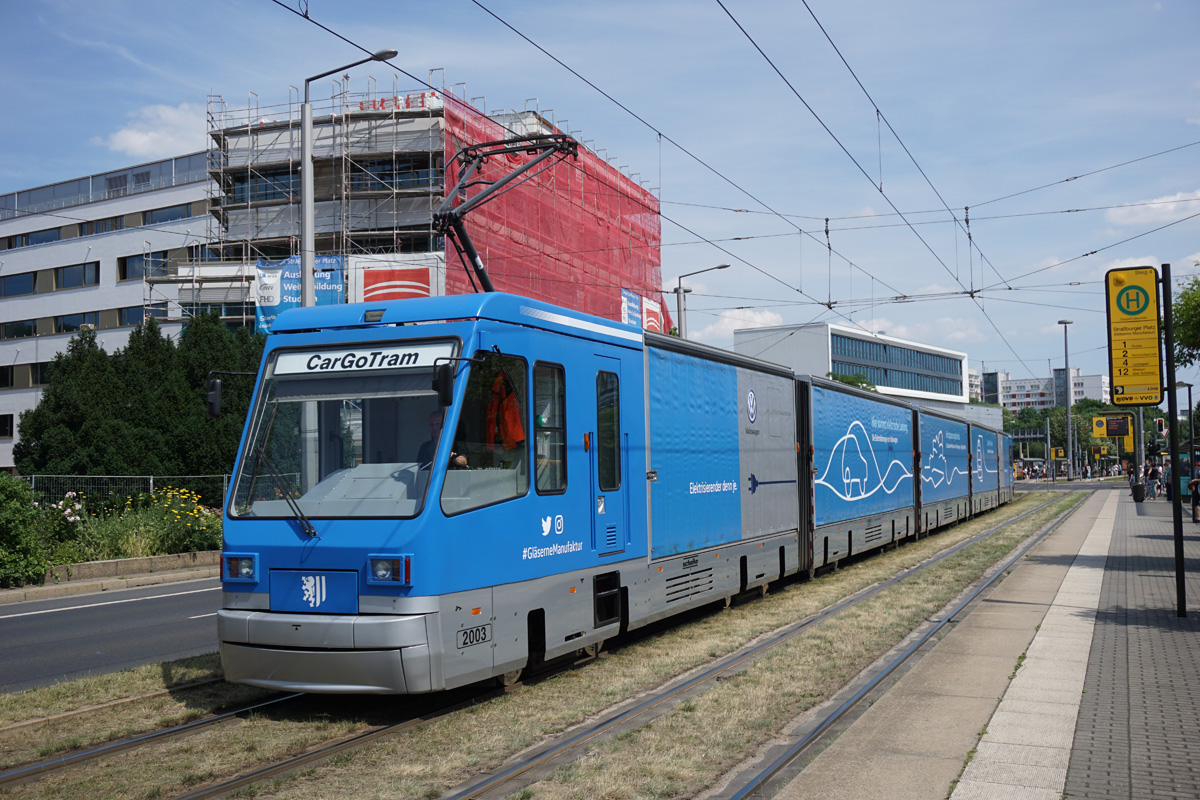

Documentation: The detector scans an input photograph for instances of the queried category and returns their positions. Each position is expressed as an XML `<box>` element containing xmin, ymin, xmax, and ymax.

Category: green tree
<box><xmin>1171</xmin><ymin>269</ymin><xmax>1200</xmax><ymax>368</ymax></box>
<box><xmin>1012</xmin><ymin>406</ymin><xmax>1044</xmax><ymax>430</ymax></box>
<box><xmin>12</xmin><ymin>330</ymin><xmax>124</xmax><ymax>474</ymax></box>
<box><xmin>14</xmin><ymin>315</ymin><xmax>263</xmax><ymax>491</ymax></box>
<box><xmin>176</xmin><ymin>313</ymin><xmax>262</xmax><ymax>478</ymax></box>
<box><xmin>825</xmin><ymin>372</ymin><xmax>877</xmax><ymax>392</ymax></box>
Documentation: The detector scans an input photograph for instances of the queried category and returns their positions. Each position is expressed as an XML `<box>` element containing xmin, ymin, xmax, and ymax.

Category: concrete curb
<box><xmin>1</xmin><ymin>551</ymin><xmax>221</xmax><ymax>605</ymax></box>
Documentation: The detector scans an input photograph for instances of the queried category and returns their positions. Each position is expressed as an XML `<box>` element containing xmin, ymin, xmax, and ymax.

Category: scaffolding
<box><xmin>145</xmin><ymin>74</ymin><xmax>454</xmax><ymax>325</ymax></box>
<box><xmin>147</xmin><ymin>72</ymin><xmax>661</xmax><ymax>327</ymax></box>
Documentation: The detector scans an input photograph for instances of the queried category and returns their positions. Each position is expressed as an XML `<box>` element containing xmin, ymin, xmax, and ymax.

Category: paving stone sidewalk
<box><xmin>1064</xmin><ymin>493</ymin><xmax>1200</xmax><ymax>800</ymax></box>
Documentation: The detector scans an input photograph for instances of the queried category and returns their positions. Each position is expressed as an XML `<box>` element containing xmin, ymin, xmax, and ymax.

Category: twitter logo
<box><xmin>541</xmin><ymin>516</ymin><xmax>552</xmax><ymax>536</ymax></box>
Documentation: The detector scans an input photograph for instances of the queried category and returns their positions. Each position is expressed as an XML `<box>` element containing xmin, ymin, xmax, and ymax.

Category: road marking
<box><xmin>0</xmin><ymin>587</ymin><xmax>220</xmax><ymax>620</ymax></box>
<box><xmin>189</xmin><ymin>613</ymin><xmax>218</xmax><ymax>619</ymax></box>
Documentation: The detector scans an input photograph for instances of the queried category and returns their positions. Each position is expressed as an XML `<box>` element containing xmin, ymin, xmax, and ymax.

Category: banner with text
<box><xmin>255</xmin><ymin>255</ymin><xmax>344</xmax><ymax>335</ymax></box>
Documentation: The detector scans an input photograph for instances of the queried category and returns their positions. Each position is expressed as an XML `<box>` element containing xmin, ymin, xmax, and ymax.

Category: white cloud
<box><xmin>92</xmin><ymin>103</ymin><xmax>207</xmax><ymax>159</ymax></box>
<box><xmin>1105</xmin><ymin>190</ymin><xmax>1200</xmax><ymax>227</ymax></box>
<box><xmin>691</xmin><ymin>308</ymin><xmax>784</xmax><ymax>346</ymax></box>
<box><xmin>1080</xmin><ymin>254</ymin><xmax>1159</xmax><ymax>283</ymax></box>
<box><xmin>864</xmin><ymin>315</ymin><xmax>986</xmax><ymax>345</ymax></box>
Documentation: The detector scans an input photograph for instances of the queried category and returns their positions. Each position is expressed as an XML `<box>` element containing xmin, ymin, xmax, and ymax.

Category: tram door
<box><xmin>591</xmin><ymin>355</ymin><xmax>626</xmax><ymax>556</ymax></box>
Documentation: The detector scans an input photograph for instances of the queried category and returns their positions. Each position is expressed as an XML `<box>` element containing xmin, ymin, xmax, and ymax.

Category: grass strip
<box><xmin>518</xmin><ymin>492</ymin><xmax>1085</xmax><ymax>800</ymax></box>
<box><xmin>4</xmin><ymin>492</ymin><xmax>1078</xmax><ymax>800</ymax></box>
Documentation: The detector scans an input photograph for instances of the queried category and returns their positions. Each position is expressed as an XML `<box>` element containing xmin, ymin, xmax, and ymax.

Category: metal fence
<box><xmin>21</xmin><ymin>474</ymin><xmax>230</xmax><ymax>509</ymax></box>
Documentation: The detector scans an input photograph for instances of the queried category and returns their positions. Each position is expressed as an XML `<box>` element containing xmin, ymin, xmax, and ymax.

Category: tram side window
<box><xmin>596</xmin><ymin>371</ymin><xmax>620</xmax><ymax>491</ymax></box>
<box><xmin>441</xmin><ymin>352</ymin><xmax>529</xmax><ymax>515</ymax></box>
<box><xmin>533</xmin><ymin>363</ymin><xmax>566</xmax><ymax>493</ymax></box>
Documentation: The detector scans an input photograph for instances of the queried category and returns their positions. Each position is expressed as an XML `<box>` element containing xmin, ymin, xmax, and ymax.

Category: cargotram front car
<box><xmin>218</xmin><ymin>293</ymin><xmax>647</xmax><ymax>692</ymax></box>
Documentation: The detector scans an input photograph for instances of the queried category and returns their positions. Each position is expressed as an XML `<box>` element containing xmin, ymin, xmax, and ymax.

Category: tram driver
<box><xmin>417</xmin><ymin>409</ymin><xmax>467</xmax><ymax>470</ymax></box>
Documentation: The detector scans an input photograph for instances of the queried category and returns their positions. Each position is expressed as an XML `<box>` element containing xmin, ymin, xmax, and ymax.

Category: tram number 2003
<box><xmin>457</xmin><ymin>624</ymin><xmax>492</xmax><ymax>649</ymax></box>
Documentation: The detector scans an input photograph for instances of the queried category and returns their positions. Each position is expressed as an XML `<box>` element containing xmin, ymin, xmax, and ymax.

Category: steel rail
<box><xmin>724</xmin><ymin>493</ymin><xmax>1087</xmax><ymax>800</ymax></box>
<box><xmin>172</xmin><ymin>685</ymin><xmax>511</xmax><ymax>800</ymax></box>
<box><xmin>0</xmin><ymin>677</ymin><xmax>226</xmax><ymax>735</ymax></box>
<box><xmin>440</xmin><ymin>492</ymin><xmax>1075</xmax><ymax>800</ymax></box>
<box><xmin>0</xmin><ymin>693</ymin><xmax>301</xmax><ymax>790</ymax></box>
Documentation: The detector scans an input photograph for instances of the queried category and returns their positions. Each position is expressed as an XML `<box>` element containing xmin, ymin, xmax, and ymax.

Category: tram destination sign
<box><xmin>1105</xmin><ymin>266</ymin><xmax>1162</xmax><ymax>406</ymax></box>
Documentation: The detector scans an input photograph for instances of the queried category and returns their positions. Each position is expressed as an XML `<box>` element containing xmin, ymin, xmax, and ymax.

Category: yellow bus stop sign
<box><xmin>1106</xmin><ymin>266</ymin><xmax>1162</xmax><ymax>406</ymax></box>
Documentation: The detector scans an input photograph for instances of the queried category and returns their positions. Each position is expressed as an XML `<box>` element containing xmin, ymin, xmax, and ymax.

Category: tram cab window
<box><xmin>230</xmin><ymin>352</ymin><xmax>451</xmax><ymax>520</ymax></box>
<box><xmin>441</xmin><ymin>352</ymin><xmax>529</xmax><ymax>514</ymax></box>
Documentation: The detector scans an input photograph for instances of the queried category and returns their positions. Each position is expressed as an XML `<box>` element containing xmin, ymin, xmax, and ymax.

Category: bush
<box><xmin>141</xmin><ymin>487</ymin><xmax>222</xmax><ymax>555</ymax></box>
<box><xmin>1</xmin><ymin>483</ymin><xmax>223</xmax><ymax>583</ymax></box>
<box><xmin>0</xmin><ymin>474</ymin><xmax>48</xmax><ymax>587</ymax></box>
<box><xmin>67</xmin><ymin>487</ymin><xmax>221</xmax><ymax>560</ymax></box>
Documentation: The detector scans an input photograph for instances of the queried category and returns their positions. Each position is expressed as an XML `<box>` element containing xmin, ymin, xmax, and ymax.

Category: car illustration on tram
<box><xmin>216</xmin><ymin>292</ymin><xmax>1012</xmax><ymax>694</ymax></box>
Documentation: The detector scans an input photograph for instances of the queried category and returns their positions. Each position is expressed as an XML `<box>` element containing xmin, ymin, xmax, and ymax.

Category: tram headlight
<box><xmin>368</xmin><ymin>555</ymin><xmax>412</xmax><ymax>585</ymax></box>
<box><xmin>223</xmin><ymin>553</ymin><xmax>256</xmax><ymax>582</ymax></box>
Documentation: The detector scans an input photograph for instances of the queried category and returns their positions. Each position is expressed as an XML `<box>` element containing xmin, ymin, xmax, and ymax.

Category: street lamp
<box><xmin>673</xmin><ymin>263</ymin><xmax>729</xmax><ymax>339</ymax></box>
<box><xmin>301</xmin><ymin>48</ymin><xmax>398</xmax><ymax>307</ymax></box>
<box><xmin>1059</xmin><ymin>320</ymin><xmax>1073</xmax><ymax>480</ymax></box>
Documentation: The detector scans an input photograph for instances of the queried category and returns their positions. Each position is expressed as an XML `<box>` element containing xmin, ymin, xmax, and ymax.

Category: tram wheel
<box><xmin>582</xmin><ymin>639</ymin><xmax>604</xmax><ymax>658</ymax></box>
<box><xmin>498</xmin><ymin>668</ymin><xmax>523</xmax><ymax>687</ymax></box>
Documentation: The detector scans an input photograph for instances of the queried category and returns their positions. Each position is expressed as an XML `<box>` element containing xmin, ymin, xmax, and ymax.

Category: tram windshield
<box><xmin>230</xmin><ymin>341</ymin><xmax>457</xmax><ymax>519</ymax></box>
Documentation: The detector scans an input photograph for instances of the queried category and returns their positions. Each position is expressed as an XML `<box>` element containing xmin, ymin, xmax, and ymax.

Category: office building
<box><xmin>0</xmin><ymin>154</ymin><xmax>208</xmax><ymax>470</ymax></box>
<box><xmin>732</xmin><ymin>321</ymin><xmax>1000</xmax><ymax>427</ymax></box>
<box><xmin>988</xmin><ymin>368</ymin><xmax>1111</xmax><ymax>412</ymax></box>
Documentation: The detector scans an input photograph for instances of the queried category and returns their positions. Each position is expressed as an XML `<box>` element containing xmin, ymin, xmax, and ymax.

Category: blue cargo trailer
<box><xmin>916</xmin><ymin>408</ymin><xmax>971</xmax><ymax>533</ymax></box>
<box><xmin>801</xmin><ymin>377</ymin><xmax>916</xmax><ymax>569</ymax></box>
<box><xmin>969</xmin><ymin>423</ymin><xmax>1001</xmax><ymax>514</ymax></box>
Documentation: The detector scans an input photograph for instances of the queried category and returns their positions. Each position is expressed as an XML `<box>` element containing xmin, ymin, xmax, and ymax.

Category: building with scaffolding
<box><xmin>0</xmin><ymin>81</ymin><xmax>667</xmax><ymax>472</ymax></box>
<box><xmin>185</xmin><ymin>82</ymin><xmax>665</xmax><ymax>327</ymax></box>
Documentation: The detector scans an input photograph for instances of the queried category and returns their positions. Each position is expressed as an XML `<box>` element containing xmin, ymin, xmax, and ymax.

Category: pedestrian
<box><xmin>1190</xmin><ymin>470</ymin><xmax>1200</xmax><ymax>525</ymax></box>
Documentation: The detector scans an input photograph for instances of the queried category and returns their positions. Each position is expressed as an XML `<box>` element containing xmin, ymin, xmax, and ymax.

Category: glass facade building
<box><xmin>830</xmin><ymin>333</ymin><xmax>963</xmax><ymax>397</ymax></box>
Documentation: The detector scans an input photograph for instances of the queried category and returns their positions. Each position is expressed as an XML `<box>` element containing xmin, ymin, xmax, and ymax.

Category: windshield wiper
<box><xmin>253</xmin><ymin>400</ymin><xmax>319</xmax><ymax>539</ymax></box>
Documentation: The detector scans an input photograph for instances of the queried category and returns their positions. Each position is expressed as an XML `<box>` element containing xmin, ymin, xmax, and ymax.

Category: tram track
<box><xmin>0</xmin><ymin>677</ymin><xmax>228</xmax><ymax>736</ymax></box>
<box><xmin>720</xmin><ymin>493</ymin><xmax>1086</xmax><ymax>800</ymax></box>
<box><xmin>0</xmin><ymin>693</ymin><xmax>301</xmax><ymax>791</ymax></box>
<box><xmin>437</xmin><ymin>492</ymin><xmax>1080</xmax><ymax>800</ymax></box>
<box><xmin>0</xmin><ymin>492</ymin><xmax>1075</xmax><ymax>800</ymax></box>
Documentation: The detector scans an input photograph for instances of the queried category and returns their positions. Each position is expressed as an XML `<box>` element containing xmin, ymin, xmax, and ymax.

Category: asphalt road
<box><xmin>0</xmin><ymin>578</ymin><xmax>221</xmax><ymax>693</ymax></box>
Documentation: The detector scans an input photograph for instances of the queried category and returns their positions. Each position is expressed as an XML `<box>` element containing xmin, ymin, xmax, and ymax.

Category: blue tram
<box><xmin>217</xmin><ymin>293</ymin><xmax>1011</xmax><ymax>694</ymax></box>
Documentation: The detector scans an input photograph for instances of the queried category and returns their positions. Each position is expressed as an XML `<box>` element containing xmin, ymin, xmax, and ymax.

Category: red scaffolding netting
<box><xmin>441</xmin><ymin>99</ymin><xmax>669</xmax><ymax>331</ymax></box>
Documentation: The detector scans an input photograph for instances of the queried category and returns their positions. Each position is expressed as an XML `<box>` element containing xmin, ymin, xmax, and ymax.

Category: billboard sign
<box><xmin>642</xmin><ymin>295</ymin><xmax>663</xmax><ymax>333</ymax></box>
<box><xmin>255</xmin><ymin>255</ymin><xmax>344</xmax><ymax>335</ymax></box>
<box><xmin>620</xmin><ymin>288</ymin><xmax>641</xmax><ymax>327</ymax></box>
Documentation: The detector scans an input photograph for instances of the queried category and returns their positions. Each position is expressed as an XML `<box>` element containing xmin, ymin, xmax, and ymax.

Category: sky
<box><xmin>1</xmin><ymin>0</ymin><xmax>1199</xmax><ymax>391</ymax></box>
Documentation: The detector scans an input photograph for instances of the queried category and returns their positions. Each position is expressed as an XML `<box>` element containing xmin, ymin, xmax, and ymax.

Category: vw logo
<box><xmin>747</xmin><ymin>389</ymin><xmax>757</xmax><ymax>423</ymax></box>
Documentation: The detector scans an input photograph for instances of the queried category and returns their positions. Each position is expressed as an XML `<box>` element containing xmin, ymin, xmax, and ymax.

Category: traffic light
<box><xmin>1156</xmin><ymin>418</ymin><xmax>1166</xmax><ymax>436</ymax></box>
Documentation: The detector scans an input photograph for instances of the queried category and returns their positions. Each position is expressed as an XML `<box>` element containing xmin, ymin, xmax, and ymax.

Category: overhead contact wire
<box><xmin>469</xmin><ymin>0</ymin><xmax>905</xmax><ymax>299</ymax></box>
<box><xmin>716</xmin><ymin>0</ymin><xmax>1040</xmax><ymax>378</ymax></box>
